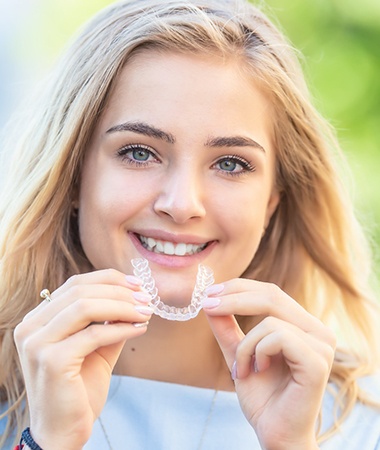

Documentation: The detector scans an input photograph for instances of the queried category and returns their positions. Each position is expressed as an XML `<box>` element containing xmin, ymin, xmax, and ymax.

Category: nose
<box><xmin>153</xmin><ymin>165</ymin><xmax>206</xmax><ymax>223</ymax></box>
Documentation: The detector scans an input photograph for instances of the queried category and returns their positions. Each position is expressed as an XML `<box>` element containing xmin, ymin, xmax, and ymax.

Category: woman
<box><xmin>1</xmin><ymin>0</ymin><xmax>379</xmax><ymax>448</ymax></box>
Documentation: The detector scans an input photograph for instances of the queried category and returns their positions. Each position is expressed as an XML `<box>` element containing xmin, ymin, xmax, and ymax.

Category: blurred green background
<box><xmin>2</xmin><ymin>0</ymin><xmax>379</xmax><ymax>280</ymax></box>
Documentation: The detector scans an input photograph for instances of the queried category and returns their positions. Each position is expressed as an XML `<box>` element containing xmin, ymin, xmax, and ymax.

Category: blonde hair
<box><xmin>1</xmin><ymin>0</ymin><xmax>379</xmax><ymax>446</ymax></box>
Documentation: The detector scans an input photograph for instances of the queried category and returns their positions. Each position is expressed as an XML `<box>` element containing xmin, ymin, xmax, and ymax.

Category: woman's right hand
<box><xmin>14</xmin><ymin>269</ymin><xmax>153</xmax><ymax>450</ymax></box>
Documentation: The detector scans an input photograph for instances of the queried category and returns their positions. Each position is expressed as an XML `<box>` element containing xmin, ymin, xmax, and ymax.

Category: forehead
<box><xmin>96</xmin><ymin>50</ymin><xmax>275</xmax><ymax>149</ymax></box>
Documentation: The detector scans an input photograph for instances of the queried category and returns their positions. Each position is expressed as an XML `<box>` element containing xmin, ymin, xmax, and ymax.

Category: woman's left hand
<box><xmin>203</xmin><ymin>279</ymin><xmax>336</xmax><ymax>450</ymax></box>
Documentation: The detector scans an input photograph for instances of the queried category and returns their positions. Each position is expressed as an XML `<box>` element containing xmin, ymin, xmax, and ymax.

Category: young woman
<box><xmin>1</xmin><ymin>0</ymin><xmax>379</xmax><ymax>448</ymax></box>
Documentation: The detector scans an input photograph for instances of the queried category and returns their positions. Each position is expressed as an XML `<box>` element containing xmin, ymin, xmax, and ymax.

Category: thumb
<box><xmin>205</xmin><ymin>313</ymin><xmax>245</xmax><ymax>369</ymax></box>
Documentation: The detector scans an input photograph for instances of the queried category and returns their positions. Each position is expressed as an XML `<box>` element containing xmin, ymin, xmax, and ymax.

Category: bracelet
<box><xmin>18</xmin><ymin>427</ymin><xmax>44</xmax><ymax>450</ymax></box>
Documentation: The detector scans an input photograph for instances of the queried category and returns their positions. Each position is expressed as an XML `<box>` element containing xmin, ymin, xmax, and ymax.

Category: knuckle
<box><xmin>66</xmin><ymin>283</ymin><xmax>85</xmax><ymax>300</ymax></box>
<box><xmin>65</xmin><ymin>273</ymin><xmax>82</xmax><ymax>288</ymax></box>
<box><xmin>266</xmin><ymin>283</ymin><xmax>282</xmax><ymax>314</ymax></box>
<box><xmin>101</xmin><ymin>268</ymin><xmax>123</xmax><ymax>282</ymax></box>
<box><xmin>13</xmin><ymin>320</ymin><xmax>34</xmax><ymax>347</ymax></box>
<box><xmin>13</xmin><ymin>322</ymin><xmax>25</xmax><ymax>344</ymax></box>
<box><xmin>325</xmin><ymin>327</ymin><xmax>337</xmax><ymax>349</ymax></box>
<box><xmin>104</xmin><ymin>268</ymin><xmax>119</xmax><ymax>277</ymax></box>
<box><xmin>38</xmin><ymin>347</ymin><xmax>63</xmax><ymax>373</ymax></box>
<box><xmin>266</xmin><ymin>282</ymin><xmax>281</xmax><ymax>304</ymax></box>
<box><xmin>72</xmin><ymin>297</ymin><xmax>92</xmax><ymax>316</ymax></box>
<box><xmin>323</xmin><ymin>342</ymin><xmax>336</xmax><ymax>365</ymax></box>
<box><xmin>83</xmin><ymin>324</ymin><xmax>104</xmax><ymax>345</ymax></box>
<box><xmin>21</xmin><ymin>335</ymin><xmax>42</xmax><ymax>362</ymax></box>
<box><xmin>234</xmin><ymin>277</ymin><xmax>248</xmax><ymax>291</ymax></box>
<box><xmin>315</xmin><ymin>355</ymin><xmax>332</xmax><ymax>381</ymax></box>
<box><xmin>260</xmin><ymin>316</ymin><xmax>279</xmax><ymax>332</ymax></box>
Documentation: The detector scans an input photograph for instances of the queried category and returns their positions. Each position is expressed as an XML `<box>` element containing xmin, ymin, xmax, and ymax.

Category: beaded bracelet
<box><xmin>13</xmin><ymin>427</ymin><xmax>44</xmax><ymax>450</ymax></box>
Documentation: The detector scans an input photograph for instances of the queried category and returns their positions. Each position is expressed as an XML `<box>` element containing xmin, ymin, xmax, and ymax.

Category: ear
<box><xmin>264</xmin><ymin>188</ymin><xmax>280</xmax><ymax>228</ymax></box>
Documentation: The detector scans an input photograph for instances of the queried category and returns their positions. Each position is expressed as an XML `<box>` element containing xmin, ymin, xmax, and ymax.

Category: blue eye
<box><xmin>215</xmin><ymin>155</ymin><xmax>256</xmax><ymax>175</ymax></box>
<box><xmin>131</xmin><ymin>148</ymin><xmax>150</xmax><ymax>161</ymax></box>
<box><xmin>117</xmin><ymin>144</ymin><xmax>158</xmax><ymax>166</ymax></box>
<box><xmin>218</xmin><ymin>159</ymin><xmax>239</xmax><ymax>172</ymax></box>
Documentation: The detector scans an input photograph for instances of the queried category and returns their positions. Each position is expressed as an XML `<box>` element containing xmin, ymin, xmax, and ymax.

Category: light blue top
<box><xmin>2</xmin><ymin>375</ymin><xmax>380</xmax><ymax>449</ymax></box>
<box><xmin>84</xmin><ymin>375</ymin><xmax>380</xmax><ymax>450</ymax></box>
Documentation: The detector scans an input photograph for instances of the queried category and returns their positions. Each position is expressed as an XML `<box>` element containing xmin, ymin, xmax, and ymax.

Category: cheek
<box><xmin>215</xmin><ymin>185</ymin><xmax>270</xmax><ymax>263</ymax></box>
<box><xmin>79</xmin><ymin>167</ymin><xmax>147</xmax><ymax>222</ymax></box>
<box><xmin>215</xmin><ymin>184</ymin><xmax>269</xmax><ymax>231</ymax></box>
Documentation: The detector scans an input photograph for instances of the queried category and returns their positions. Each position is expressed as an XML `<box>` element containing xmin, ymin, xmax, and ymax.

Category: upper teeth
<box><xmin>139</xmin><ymin>235</ymin><xmax>207</xmax><ymax>256</ymax></box>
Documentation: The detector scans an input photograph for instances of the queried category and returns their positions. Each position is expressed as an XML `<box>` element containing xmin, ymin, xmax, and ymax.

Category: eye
<box><xmin>214</xmin><ymin>155</ymin><xmax>256</xmax><ymax>176</ymax></box>
<box><xmin>117</xmin><ymin>144</ymin><xmax>159</xmax><ymax>166</ymax></box>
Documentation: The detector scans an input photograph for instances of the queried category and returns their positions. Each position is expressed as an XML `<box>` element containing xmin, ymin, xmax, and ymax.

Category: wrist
<box><xmin>19</xmin><ymin>428</ymin><xmax>43</xmax><ymax>450</ymax></box>
<box><xmin>16</xmin><ymin>427</ymin><xmax>84</xmax><ymax>450</ymax></box>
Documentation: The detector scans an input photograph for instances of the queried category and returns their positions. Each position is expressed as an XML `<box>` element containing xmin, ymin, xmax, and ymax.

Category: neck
<box><xmin>114</xmin><ymin>311</ymin><xmax>234</xmax><ymax>391</ymax></box>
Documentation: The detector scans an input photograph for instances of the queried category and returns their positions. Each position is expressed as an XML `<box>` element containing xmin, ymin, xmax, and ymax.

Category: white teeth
<box><xmin>164</xmin><ymin>242</ymin><xmax>175</xmax><ymax>255</ymax></box>
<box><xmin>138</xmin><ymin>235</ymin><xmax>207</xmax><ymax>256</ymax></box>
<box><xmin>147</xmin><ymin>237</ymin><xmax>156</xmax><ymax>248</ymax></box>
<box><xmin>174</xmin><ymin>242</ymin><xmax>187</xmax><ymax>256</ymax></box>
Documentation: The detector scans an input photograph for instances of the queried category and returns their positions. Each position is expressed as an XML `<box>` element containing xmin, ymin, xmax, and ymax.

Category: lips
<box><xmin>137</xmin><ymin>234</ymin><xmax>208</xmax><ymax>256</ymax></box>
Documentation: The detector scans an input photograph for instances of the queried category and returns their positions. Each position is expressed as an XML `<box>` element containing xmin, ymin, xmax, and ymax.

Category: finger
<box><xmin>57</xmin><ymin>321</ymin><xmax>148</xmax><ymax>368</ymax></box>
<box><xmin>235</xmin><ymin>317</ymin><xmax>334</xmax><ymax>381</ymax></box>
<box><xmin>205</xmin><ymin>314</ymin><xmax>245</xmax><ymax>370</ymax></box>
<box><xmin>23</xmin><ymin>321</ymin><xmax>148</xmax><ymax>380</ymax></box>
<box><xmin>54</xmin><ymin>269</ymin><xmax>143</xmax><ymax>297</ymax></box>
<box><xmin>254</xmin><ymin>330</ymin><xmax>332</xmax><ymax>386</ymax></box>
<box><xmin>22</xmin><ymin>278</ymin><xmax>150</xmax><ymax>327</ymax></box>
<box><xmin>203</xmin><ymin>279</ymin><xmax>326</xmax><ymax>336</ymax></box>
<box><xmin>26</xmin><ymin>299</ymin><xmax>153</xmax><ymax>343</ymax></box>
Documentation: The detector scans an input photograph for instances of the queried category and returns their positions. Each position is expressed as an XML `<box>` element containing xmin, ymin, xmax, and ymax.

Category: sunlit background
<box><xmin>0</xmin><ymin>0</ymin><xmax>379</xmax><ymax>281</ymax></box>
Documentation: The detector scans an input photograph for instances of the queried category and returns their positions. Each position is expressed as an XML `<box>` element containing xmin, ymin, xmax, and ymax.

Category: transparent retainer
<box><xmin>131</xmin><ymin>258</ymin><xmax>214</xmax><ymax>321</ymax></box>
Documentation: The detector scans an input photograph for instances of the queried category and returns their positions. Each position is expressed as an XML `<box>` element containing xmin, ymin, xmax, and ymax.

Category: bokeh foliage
<box><xmin>263</xmin><ymin>0</ymin><xmax>380</xmax><ymax>256</ymax></box>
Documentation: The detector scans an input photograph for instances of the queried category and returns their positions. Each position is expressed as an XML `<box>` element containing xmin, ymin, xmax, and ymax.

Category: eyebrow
<box><xmin>106</xmin><ymin>121</ymin><xmax>176</xmax><ymax>144</ymax></box>
<box><xmin>205</xmin><ymin>136</ymin><xmax>265</xmax><ymax>153</ymax></box>
<box><xmin>106</xmin><ymin>121</ymin><xmax>265</xmax><ymax>153</ymax></box>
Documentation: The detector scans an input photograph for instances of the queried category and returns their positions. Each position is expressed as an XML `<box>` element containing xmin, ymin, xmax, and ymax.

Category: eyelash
<box><xmin>117</xmin><ymin>144</ymin><xmax>158</xmax><ymax>167</ymax></box>
<box><xmin>116</xmin><ymin>145</ymin><xmax>256</xmax><ymax>176</ymax></box>
<box><xmin>213</xmin><ymin>154</ymin><xmax>256</xmax><ymax>176</ymax></box>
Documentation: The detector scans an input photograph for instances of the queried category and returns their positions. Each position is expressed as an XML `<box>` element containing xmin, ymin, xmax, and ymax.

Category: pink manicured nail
<box><xmin>204</xmin><ymin>284</ymin><xmax>224</xmax><ymax>296</ymax></box>
<box><xmin>201</xmin><ymin>297</ymin><xmax>221</xmax><ymax>309</ymax></box>
<box><xmin>134</xmin><ymin>305</ymin><xmax>154</xmax><ymax>315</ymax></box>
<box><xmin>125</xmin><ymin>275</ymin><xmax>143</xmax><ymax>286</ymax></box>
<box><xmin>133</xmin><ymin>291</ymin><xmax>152</xmax><ymax>303</ymax></box>
<box><xmin>252</xmin><ymin>356</ymin><xmax>259</xmax><ymax>373</ymax></box>
<box><xmin>133</xmin><ymin>321</ymin><xmax>149</xmax><ymax>328</ymax></box>
<box><xmin>231</xmin><ymin>361</ymin><xmax>238</xmax><ymax>381</ymax></box>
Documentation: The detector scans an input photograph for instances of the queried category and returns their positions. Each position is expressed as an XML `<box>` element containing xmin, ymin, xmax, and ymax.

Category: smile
<box><xmin>138</xmin><ymin>235</ymin><xmax>208</xmax><ymax>256</ymax></box>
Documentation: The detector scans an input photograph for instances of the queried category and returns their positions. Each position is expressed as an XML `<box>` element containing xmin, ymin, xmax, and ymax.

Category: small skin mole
<box><xmin>131</xmin><ymin>347</ymin><xmax>136</xmax><ymax>352</ymax></box>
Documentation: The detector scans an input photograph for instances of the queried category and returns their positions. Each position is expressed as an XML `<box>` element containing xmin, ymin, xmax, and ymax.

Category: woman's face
<box><xmin>78</xmin><ymin>51</ymin><xmax>279</xmax><ymax>306</ymax></box>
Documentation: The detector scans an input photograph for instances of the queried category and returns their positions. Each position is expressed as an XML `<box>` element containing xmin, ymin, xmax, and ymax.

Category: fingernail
<box><xmin>134</xmin><ymin>305</ymin><xmax>154</xmax><ymax>316</ymax></box>
<box><xmin>201</xmin><ymin>297</ymin><xmax>221</xmax><ymax>309</ymax></box>
<box><xmin>204</xmin><ymin>284</ymin><xmax>224</xmax><ymax>296</ymax></box>
<box><xmin>133</xmin><ymin>291</ymin><xmax>152</xmax><ymax>304</ymax></box>
<box><xmin>126</xmin><ymin>275</ymin><xmax>143</xmax><ymax>286</ymax></box>
<box><xmin>253</xmin><ymin>357</ymin><xmax>259</xmax><ymax>373</ymax></box>
<box><xmin>133</xmin><ymin>321</ymin><xmax>149</xmax><ymax>328</ymax></box>
<box><xmin>231</xmin><ymin>361</ymin><xmax>238</xmax><ymax>381</ymax></box>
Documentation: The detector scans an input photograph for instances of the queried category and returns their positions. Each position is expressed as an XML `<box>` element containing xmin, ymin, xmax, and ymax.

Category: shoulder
<box><xmin>320</xmin><ymin>374</ymin><xmax>380</xmax><ymax>449</ymax></box>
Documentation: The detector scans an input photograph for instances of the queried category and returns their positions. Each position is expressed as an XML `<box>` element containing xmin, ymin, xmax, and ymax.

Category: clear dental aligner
<box><xmin>131</xmin><ymin>258</ymin><xmax>214</xmax><ymax>321</ymax></box>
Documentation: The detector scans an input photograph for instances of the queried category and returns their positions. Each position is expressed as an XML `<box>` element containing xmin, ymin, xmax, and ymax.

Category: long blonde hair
<box><xmin>1</xmin><ymin>0</ymin><xmax>379</xmax><ymax>446</ymax></box>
